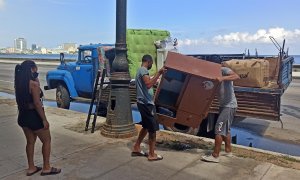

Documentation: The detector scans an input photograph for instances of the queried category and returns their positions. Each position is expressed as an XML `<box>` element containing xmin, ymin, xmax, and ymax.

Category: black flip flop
<box><xmin>26</xmin><ymin>166</ymin><xmax>42</xmax><ymax>176</ymax></box>
<box><xmin>131</xmin><ymin>150</ymin><xmax>148</xmax><ymax>157</ymax></box>
<box><xmin>40</xmin><ymin>167</ymin><xmax>61</xmax><ymax>176</ymax></box>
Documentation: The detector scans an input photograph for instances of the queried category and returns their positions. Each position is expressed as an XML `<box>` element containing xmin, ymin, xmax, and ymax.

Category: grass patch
<box><xmin>282</xmin><ymin>155</ymin><xmax>300</xmax><ymax>163</ymax></box>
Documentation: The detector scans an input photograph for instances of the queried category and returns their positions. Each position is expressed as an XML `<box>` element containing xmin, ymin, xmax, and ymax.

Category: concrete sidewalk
<box><xmin>1</xmin><ymin>97</ymin><xmax>300</xmax><ymax>180</ymax></box>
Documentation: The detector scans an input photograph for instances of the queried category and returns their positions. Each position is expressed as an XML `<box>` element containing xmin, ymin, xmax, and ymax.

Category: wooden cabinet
<box><xmin>155</xmin><ymin>52</ymin><xmax>221</xmax><ymax>129</ymax></box>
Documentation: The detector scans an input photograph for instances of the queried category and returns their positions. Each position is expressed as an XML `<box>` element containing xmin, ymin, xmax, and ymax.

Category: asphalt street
<box><xmin>0</xmin><ymin>62</ymin><xmax>57</xmax><ymax>100</ymax></box>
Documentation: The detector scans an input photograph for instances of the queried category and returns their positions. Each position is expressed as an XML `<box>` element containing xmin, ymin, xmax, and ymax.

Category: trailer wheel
<box><xmin>156</xmin><ymin>106</ymin><xmax>199</xmax><ymax>136</ymax></box>
<box><xmin>163</xmin><ymin>124</ymin><xmax>199</xmax><ymax>136</ymax></box>
<box><xmin>197</xmin><ymin>113</ymin><xmax>223</xmax><ymax>138</ymax></box>
<box><xmin>56</xmin><ymin>84</ymin><xmax>70</xmax><ymax>109</ymax></box>
<box><xmin>197</xmin><ymin>117</ymin><xmax>215</xmax><ymax>138</ymax></box>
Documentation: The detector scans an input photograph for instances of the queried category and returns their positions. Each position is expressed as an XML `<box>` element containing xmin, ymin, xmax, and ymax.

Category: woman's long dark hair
<box><xmin>14</xmin><ymin>60</ymin><xmax>37</xmax><ymax>109</ymax></box>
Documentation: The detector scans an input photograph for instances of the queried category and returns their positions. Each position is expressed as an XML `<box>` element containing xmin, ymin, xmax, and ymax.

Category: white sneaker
<box><xmin>201</xmin><ymin>154</ymin><xmax>219</xmax><ymax>163</ymax></box>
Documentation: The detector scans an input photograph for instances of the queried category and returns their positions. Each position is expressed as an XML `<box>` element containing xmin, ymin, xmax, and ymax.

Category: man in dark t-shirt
<box><xmin>132</xmin><ymin>54</ymin><xmax>166</xmax><ymax>161</ymax></box>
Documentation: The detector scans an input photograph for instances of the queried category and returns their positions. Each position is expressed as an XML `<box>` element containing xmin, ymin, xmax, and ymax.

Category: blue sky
<box><xmin>0</xmin><ymin>0</ymin><xmax>299</xmax><ymax>54</ymax></box>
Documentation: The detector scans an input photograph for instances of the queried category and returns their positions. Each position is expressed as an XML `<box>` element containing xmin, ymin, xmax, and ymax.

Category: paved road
<box><xmin>0</xmin><ymin>62</ymin><xmax>57</xmax><ymax>100</ymax></box>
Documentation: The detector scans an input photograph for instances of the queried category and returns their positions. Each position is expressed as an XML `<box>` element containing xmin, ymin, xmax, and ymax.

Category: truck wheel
<box><xmin>163</xmin><ymin>124</ymin><xmax>199</xmax><ymax>136</ymax></box>
<box><xmin>56</xmin><ymin>84</ymin><xmax>70</xmax><ymax>109</ymax></box>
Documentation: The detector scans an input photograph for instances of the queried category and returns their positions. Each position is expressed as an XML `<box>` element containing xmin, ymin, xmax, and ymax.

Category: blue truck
<box><xmin>44</xmin><ymin>30</ymin><xmax>294</xmax><ymax>136</ymax></box>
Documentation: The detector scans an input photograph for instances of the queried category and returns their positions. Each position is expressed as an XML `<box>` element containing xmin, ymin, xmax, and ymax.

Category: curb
<box><xmin>159</xmin><ymin>129</ymin><xmax>300</xmax><ymax>161</ymax></box>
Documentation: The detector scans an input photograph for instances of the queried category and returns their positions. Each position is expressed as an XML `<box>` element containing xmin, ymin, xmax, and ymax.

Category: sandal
<box><xmin>131</xmin><ymin>150</ymin><xmax>148</xmax><ymax>157</ymax></box>
<box><xmin>148</xmin><ymin>154</ymin><xmax>163</xmax><ymax>161</ymax></box>
<box><xmin>26</xmin><ymin>166</ymin><xmax>42</xmax><ymax>176</ymax></box>
<box><xmin>40</xmin><ymin>167</ymin><xmax>61</xmax><ymax>176</ymax></box>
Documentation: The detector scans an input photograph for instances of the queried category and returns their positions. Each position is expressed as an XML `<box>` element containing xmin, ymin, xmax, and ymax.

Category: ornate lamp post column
<box><xmin>101</xmin><ymin>0</ymin><xmax>137</xmax><ymax>138</ymax></box>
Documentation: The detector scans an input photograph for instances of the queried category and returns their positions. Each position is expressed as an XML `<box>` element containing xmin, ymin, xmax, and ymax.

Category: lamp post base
<box><xmin>101</xmin><ymin>120</ymin><xmax>137</xmax><ymax>138</ymax></box>
<box><xmin>100</xmin><ymin>72</ymin><xmax>137</xmax><ymax>138</ymax></box>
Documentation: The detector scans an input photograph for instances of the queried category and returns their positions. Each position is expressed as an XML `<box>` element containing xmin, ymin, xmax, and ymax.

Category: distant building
<box><xmin>14</xmin><ymin>38</ymin><xmax>27</xmax><ymax>52</ymax></box>
<box><xmin>6</xmin><ymin>47</ymin><xmax>15</xmax><ymax>53</ymax></box>
<box><xmin>62</xmin><ymin>43</ymin><xmax>77</xmax><ymax>53</ymax></box>
<box><xmin>41</xmin><ymin>48</ymin><xmax>48</xmax><ymax>54</ymax></box>
<box><xmin>32</xmin><ymin>44</ymin><xmax>37</xmax><ymax>51</ymax></box>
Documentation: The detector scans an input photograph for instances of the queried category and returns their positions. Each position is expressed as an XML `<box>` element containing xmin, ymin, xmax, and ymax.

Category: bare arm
<box><xmin>142</xmin><ymin>68</ymin><xmax>166</xmax><ymax>89</ymax></box>
<box><xmin>217</xmin><ymin>70</ymin><xmax>240</xmax><ymax>82</ymax></box>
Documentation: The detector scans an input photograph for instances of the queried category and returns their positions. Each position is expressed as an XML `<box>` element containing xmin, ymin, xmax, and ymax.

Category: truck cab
<box><xmin>45</xmin><ymin>44</ymin><xmax>114</xmax><ymax>109</ymax></box>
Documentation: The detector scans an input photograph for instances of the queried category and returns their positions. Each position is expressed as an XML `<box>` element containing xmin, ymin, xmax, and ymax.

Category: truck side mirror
<box><xmin>60</xmin><ymin>53</ymin><xmax>65</xmax><ymax>65</ymax></box>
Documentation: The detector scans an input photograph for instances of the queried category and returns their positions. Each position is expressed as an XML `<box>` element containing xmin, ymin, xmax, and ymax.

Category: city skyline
<box><xmin>1</xmin><ymin>37</ymin><xmax>77</xmax><ymax>50</ymax></box>
<box><xmin>0</xmin><ymin>36</ymin><xmax>78</xmax><ymax>54</ymax></box>
<box><xmin>0</xmin><ymin>0</ymin><xmax>299</xmax><ymax>55</ymax></box>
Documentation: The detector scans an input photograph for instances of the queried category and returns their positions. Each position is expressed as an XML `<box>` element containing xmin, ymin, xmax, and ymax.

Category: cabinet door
<box><xmin>179</xmin><ymin>76</ymin><xmax>219</xmax><ymax>118</ymax></box>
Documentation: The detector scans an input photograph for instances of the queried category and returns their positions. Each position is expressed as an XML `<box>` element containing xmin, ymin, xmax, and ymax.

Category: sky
<box><xmin>0</xmin><ymin>0</ymin><xmax>300</xmax><ymax>54</ymax></box>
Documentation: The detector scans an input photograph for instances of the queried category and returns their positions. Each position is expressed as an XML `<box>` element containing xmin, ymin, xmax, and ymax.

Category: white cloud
<box><xmin>176</xmin><ymin>27</ymin><xmax>300</xmax><ymax>54</ymax></box>
<box><xmin>177</xmin><ymin>39</ymin><xmax>207</xmax><ymax>47</ymax></box>
<box><xmin>212</xmin><ymin>27</ymin><xmax>300</xmax><ymax>45</ymax></box>
<box><xmin>0</xmin><ymin>0</ymin><xmax>5</xmax><ymax>9</ymax></box>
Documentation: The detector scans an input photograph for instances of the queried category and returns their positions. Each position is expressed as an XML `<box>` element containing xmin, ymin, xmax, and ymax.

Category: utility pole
<box><xmin>100</xmin><ymin>0</ymin><xmax>137</xmax><ymax>138</ymax></box>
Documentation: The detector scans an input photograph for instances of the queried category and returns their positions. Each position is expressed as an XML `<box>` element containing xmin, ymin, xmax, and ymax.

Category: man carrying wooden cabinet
<box><xmin>202</xmin><ymin>63</ymin><xmax>240</xmax><ymax>163</ymax></box>
<box><xmin>132</xmin><ymin>54</ymin><xmax>166</xmax><ymax>161</ymax></box>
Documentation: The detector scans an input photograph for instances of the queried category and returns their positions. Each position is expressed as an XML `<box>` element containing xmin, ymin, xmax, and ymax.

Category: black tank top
<box><xmin>28</xmin><ymin>88</ymin><xmax>44</xmax><ymax>105</ymax></box>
